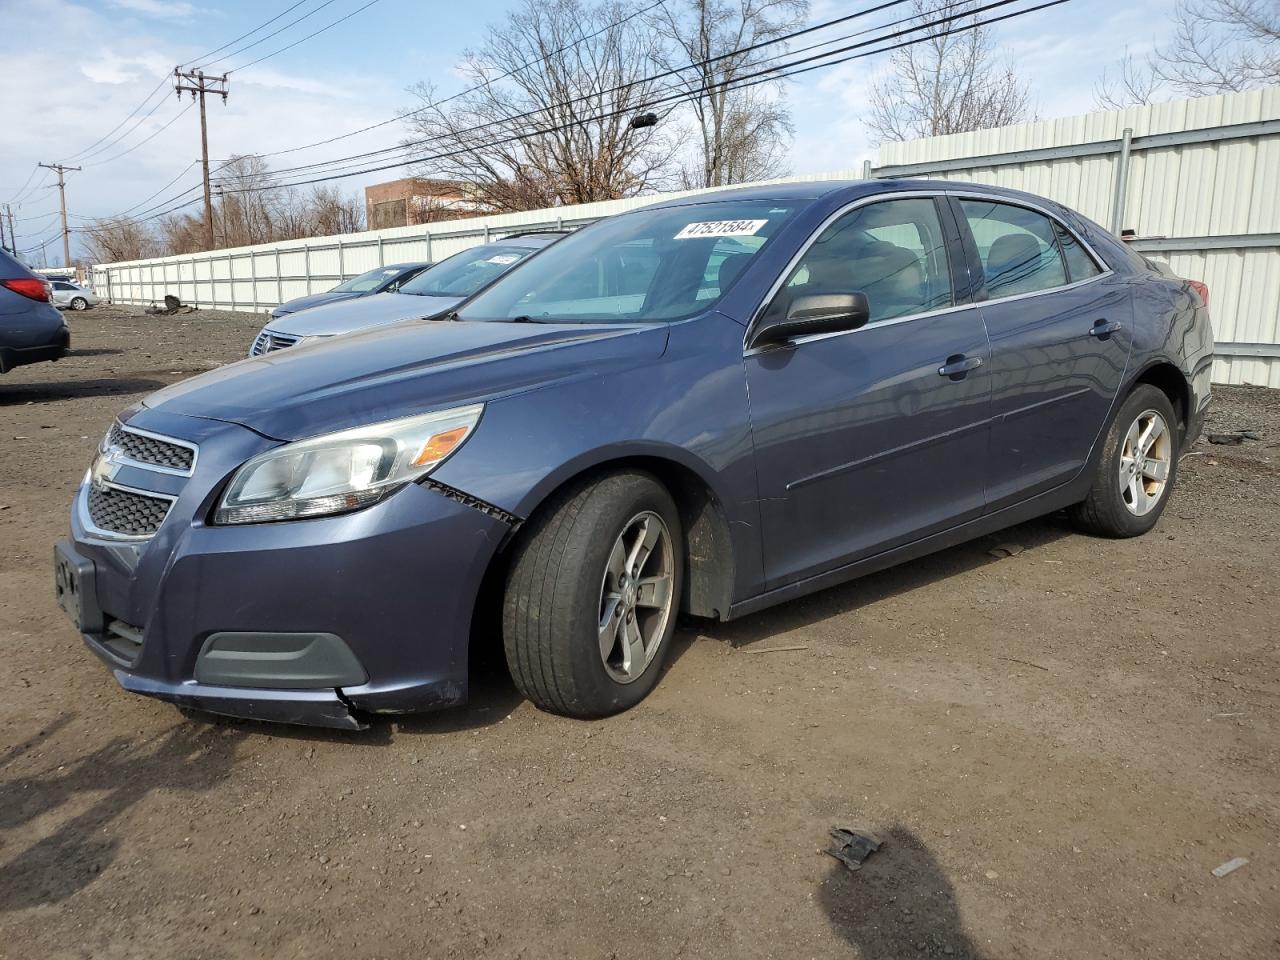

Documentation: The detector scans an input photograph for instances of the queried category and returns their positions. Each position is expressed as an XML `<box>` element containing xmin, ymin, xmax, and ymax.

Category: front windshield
<box><xmin>398</xmin><ymin>245</ymin><xmax>536</xmax><ymax>298</ymax></box>
<box><xmin>332</xmin><ymin>266</ymin><xmax>402</xmax><ymax>293</ymax></box>
<box><xmin>457</xmin><ymin>200</ymin><xmax>801</xmax><ymax>324</ymax></box>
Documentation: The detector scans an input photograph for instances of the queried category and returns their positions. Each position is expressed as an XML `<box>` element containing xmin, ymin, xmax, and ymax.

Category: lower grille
<box><xmin>251</xmin><ymin>330</ymin><xmax>300</xmax><ymax>356</ymax></box>
<box><xmin>87</xmin><ymin>484</ymin><xmax>172</xmax><ymax>537</ymax></box>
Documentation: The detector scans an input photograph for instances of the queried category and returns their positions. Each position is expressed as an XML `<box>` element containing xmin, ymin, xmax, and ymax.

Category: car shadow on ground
<box><xmin>0</xmin><ymin>720</ymin><xmax>244</xmax><ymax>912</ymax></box>
<box><xmin>0</xmin><ymin>377</ymin><xmax>165</xmax><ymax>404</ymax></box>
<box><xmin>701</xmin><ymin>515</ymin><xmax>1076</xmax><ymax>650</ymax></box>
<box><xmin>818</xmin><ymin>824</ymin><xmax>985</xmax><ymax>959</ymax></box>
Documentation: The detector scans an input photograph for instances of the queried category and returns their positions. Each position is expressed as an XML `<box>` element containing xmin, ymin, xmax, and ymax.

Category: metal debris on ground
<box><xmin>825</xmin><ymin>828</ymin><xmax>882</xmax><ymax>873</ymax></box>
<box><xmin>988</xmin><ymin>543</ymin><xmax>1024</xmax><ymax>558</ymax></box>
<box><xmin>1211</xmin><ymin>856</ymin><xmax>1249</xmax><ymax>878</ymax></box>
<box><xmin>145</xmin><ymin>294</ymin><xmax>186</xmax><ymax>316</ymax></box>
<box><xmin>1206</xmin><ymin>431</ymin><xmax>1261</xmax><ymax>445</ymax></box>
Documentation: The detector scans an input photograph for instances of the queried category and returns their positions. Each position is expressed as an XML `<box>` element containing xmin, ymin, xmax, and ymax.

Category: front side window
<box><xmin>457</xmin><ymin>200</ymin><xmax>801</xmax><ymax>324</ymax></box>
<box><xmin>959</xmin><ymin>199</ymin><xmax>1069</xmax><ymax>298</ymax></box>
<box><xmin>764</xmin><ymin>197</ymin><xmax>953</xmax><ymax>327</ymax></box>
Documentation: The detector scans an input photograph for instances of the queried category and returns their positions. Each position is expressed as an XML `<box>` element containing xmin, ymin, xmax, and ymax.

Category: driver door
<box><xmin>744</xmin><ymin>196</ymin><xmax>992</xmax><ymax>590</ymax></box>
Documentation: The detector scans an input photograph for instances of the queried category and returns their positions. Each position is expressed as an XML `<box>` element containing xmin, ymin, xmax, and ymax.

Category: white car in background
<box><xmin>50</xmin><ymin>280</ymin><xmax>99</xmax><ymax>311</ymax></box>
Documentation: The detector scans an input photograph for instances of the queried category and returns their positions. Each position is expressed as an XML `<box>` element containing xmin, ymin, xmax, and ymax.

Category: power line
<box><xmin>239</xmin><ymin>0</ymin><xmax>677</xmax><ymax>161</ymax></box>
<box><xmin>236</xmin><ymin>0</ymin><xmax>970</xmax><ymax>184</ymax></box>
<box><xmin>83</xmin><ymin>101</ymin><xmax>198</xmax><ymax>168</ymax></box>
<box><xmin>215</xmin><ymin>0</ymin><xmax>980</xmax><ymax>186</ymax></box>
<box><xmin>4</xmin><ymin>166</ymin><xmax>41</xmax><ymax>205</ymax></box>
<box><xmin>60</xmin><ymin>75</ymin><xmax>172</xmax><ymax>163</ymax></box>
<box><xmin>199</xmin><ymin>0</ymin><xmax>344</xmax><ymax>71</ymax></box>
<box><xmin>141</xmin><ymin>0</ymin><xmax>1071</xmax><ymax>216</ymax></box>
<box><xmin>228</xmin><ymin>0</ymin><xmax>385</xmax><ymax>73</ymax></box>
<box><xmin>181</xmin><ymin>0</ymin><xmax>314</xmax><ymax>69</ymax></box>
<box><xmin>72</xmin><ymin>92</ymin><xmax>174</xmax><ymax>164</ymax></box>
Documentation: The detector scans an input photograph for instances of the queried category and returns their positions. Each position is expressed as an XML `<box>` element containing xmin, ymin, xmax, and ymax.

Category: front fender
<box><xmin>431</xmin><ymin>313</ymin><xmax>767</xmax><ymax>603</ymax></box>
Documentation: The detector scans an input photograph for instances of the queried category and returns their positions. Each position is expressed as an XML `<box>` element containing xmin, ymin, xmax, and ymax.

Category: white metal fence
<box><xmin>94</xmin><ymin>88</ymin><xmax>1280</xmax><ymax>386</ymax></box>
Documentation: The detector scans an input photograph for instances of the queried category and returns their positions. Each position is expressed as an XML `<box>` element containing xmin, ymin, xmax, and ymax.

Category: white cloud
<box><xmin>108</xmin><ymin>0</ymin><xmax>195</xmax><ymax>19</ymax></box>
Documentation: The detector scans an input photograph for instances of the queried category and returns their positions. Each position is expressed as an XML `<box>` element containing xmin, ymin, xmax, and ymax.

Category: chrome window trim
<box><xmin>110</xmin><ymin>421</ymin><xmax>199</xmax><ymax>477</ymax></box>
<box><xmin>743</xmin><ymin>190</ymin><xmax>955</xmax><ymax>355</ymax></box>
<box><xmin>743</xmin><ymin>188</ymin><xmax>1114</xmax><ymax>356</ymax></box>
<box><xmin>944</xmin><ymin>188</ymin><xmax>1112</xmax><ymax>280</ymax></box>
<box><xmin>77</xmin><ymin>476</ymin><xmax>178</xmax><ymax>543</ymax></box>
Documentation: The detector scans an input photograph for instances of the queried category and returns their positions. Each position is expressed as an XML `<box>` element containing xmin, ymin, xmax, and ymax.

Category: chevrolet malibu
<box><xmin>55</xmin><ymin>180</ymin><xmax>1213</xmax><ymax>730</ymax></box>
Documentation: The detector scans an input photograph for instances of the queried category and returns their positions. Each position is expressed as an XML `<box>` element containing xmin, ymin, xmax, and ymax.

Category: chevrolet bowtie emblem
<box><xmin>90</xmin><ymin>447</ymin><xmax>125</xmax><ymax>490</ymax></box>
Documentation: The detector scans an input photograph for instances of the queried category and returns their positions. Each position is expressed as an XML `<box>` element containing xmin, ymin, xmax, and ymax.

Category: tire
<box><xmin>70</xmin><ymin>297</ymin><xmax>88</xmax><ymax>311</ymax></box>
<box><xmin>503</xmin><ymin>470</ymin><xmax>684</xmax><ymax>718</ymax></box>
<box><xmin>1069</xmin><ymin>384</ymin><xmax>1180</xmax><ymax>538</ymax></box>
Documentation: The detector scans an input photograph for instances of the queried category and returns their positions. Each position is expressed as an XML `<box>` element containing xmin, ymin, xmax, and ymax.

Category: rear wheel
<box><xmin>70</xmin><ymin>297</ymin><xmax>88</xmax><ymax>311</ymax></box>
<box><xmin>502</xmin><ymin>471</ymin><xmax>683</xmax><ymax>717</ymax></box>
<box><xmin>1069</xmin><ymin>384</ymin><xmax>1179</xmax><ymax>537</ymax></box>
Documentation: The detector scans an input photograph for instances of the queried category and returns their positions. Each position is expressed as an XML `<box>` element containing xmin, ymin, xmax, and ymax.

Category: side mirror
<box><xmin>752</xmin><ymin>291</ymin><xmax>870</xmax><ymax>347</ymax></box>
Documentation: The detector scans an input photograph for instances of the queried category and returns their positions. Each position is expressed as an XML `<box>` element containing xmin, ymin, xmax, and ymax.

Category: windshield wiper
<box><xmin>509</xmin><ymin>315</ymin><xmax>552</xmax><ymax>323</ymax></box>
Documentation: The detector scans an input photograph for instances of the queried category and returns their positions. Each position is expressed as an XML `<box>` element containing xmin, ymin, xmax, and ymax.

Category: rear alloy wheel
<box><xmin>1069</xmin><ymin>384</ymin><xmax>1180</xmax><ymax>537</ymax></box>
<box><xmin>70</xmin><ymin>297</ymin><xmax>88</xmax><ymax>311</ymax></box>
<box><xmin>503</xmin><ymin>471</ymin><xmax>683</xmax><ymax>717</ymax></box>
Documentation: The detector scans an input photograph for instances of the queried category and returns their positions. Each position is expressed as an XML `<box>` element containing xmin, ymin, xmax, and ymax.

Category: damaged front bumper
<box><xmin>57</xmin><ymin>418</ymin><xmax>516</xmax><ymax>729</ymax></box>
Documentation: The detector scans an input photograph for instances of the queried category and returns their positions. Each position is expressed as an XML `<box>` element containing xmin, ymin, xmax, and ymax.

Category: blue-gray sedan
<box><xmin>55</xmin><ymin>180</ymin><xmax>1213</xmax><ymax>729</ymax></box>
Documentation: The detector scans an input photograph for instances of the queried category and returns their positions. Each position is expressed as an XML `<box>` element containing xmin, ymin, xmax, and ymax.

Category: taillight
<box><xmin>0</xmin><ymin>278</ymin><xmax>51</xmax><ymax>302</ymax></box>
<box><xmin>1188</xmin><ymin>280</ymin><xmax>1209</xmax><ymax>309</ymax></box>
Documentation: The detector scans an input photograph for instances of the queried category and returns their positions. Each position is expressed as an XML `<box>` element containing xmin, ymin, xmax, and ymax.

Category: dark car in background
<box><xmin>1</xmin><ymin>249</ymin><xmax>70</xmax><ymax>374</ymax></box>
<box><xmin>249</xmin><ymin>232</ymin><xmax>565</xmax><ymax>355</ymax></box>
<box><xmin>57</xmin><ymin>180</ymin><xmax>1212</xmax><ymax>730</ymax></box>
<box><xmin>268</xmin><ymin>261</ymin><xmax>433</xmax><ymax>324</ymax></box>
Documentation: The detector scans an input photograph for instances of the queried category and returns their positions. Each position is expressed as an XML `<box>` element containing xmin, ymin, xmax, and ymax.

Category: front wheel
<box><xmin>70</xmin><ymin>297</ymin><xmax>88</xmax><ymax>311</ymax></box>
<box><xmin>1069</xmin><ymin>384</ymin><xmax>1180</xmax><ymax>537</ymax></box>
<box><xmin>502</xmin><ymin>471</ymin><xmax>683</xmax><ymax>718</ymax></box>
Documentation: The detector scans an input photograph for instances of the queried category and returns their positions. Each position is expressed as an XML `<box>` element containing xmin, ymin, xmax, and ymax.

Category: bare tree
<box><xmin>81</xmin><ymin>217</ymin><xmax>157</xmax><ymax>263</ymax></box>
<box><xmin>648</xmin><ymin>0</ymin><xmax>806</xmax><ymax>188</ymax></box>
<box><xmin>1095</xmin><ymin>0</ymin><xmax>1278</xmax><ymax>108</ymax></box>
<box><xmin>307</xmin><ymin>186</ymin><xmax>365</xmax><ymax>236</ymax></box>
<box><xmin>1094</xmin><ymin>49</ymin><xmax>1164</xmax><ymax>109</ymax></box>
<box><xmin>865</xmin><ymin>0</ymin><xmax>1034</xmax><ymax>143</ymax></box>
<box><xmin>402</xmin><ymin>0</ymin><xmax>675</xmax><ymax>213</ymax></box>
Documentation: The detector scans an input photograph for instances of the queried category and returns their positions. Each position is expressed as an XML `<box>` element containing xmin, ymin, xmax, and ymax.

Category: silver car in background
<box><xmin>50</xmin><ymin>280</ymin><xmax>99</xmax><ymax>311</ymax></box>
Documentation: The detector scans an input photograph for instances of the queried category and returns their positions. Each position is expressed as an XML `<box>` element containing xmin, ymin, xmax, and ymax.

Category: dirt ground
<box><xmin>1</xmin><ymin>304</ymin><xmax>1277</xmax><ymax>960</ymax></box>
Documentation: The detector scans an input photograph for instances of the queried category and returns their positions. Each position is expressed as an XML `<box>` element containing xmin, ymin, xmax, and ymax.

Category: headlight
<box><xmin>214</xmin><ymin>404</ymin><xmax>483</xmax><ymax>525</ymax></box>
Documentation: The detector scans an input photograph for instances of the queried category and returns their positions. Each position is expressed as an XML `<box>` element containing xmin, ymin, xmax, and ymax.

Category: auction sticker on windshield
<box><xmin>487</xmin><ymin>255</ymin><xmax>521</xmax><ymax>265</ymax></box>
<box><xmin>674</xmin><ymin>219</ymin><xmax>768</xmax><ymax>240</ymax></box>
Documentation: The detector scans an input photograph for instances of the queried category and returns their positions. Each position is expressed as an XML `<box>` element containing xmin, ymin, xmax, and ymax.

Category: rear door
<box><xmin>744</xmin><ymin>195</ymin><xmax>992</xmax><ymax>590</ymax></box>
<box><xmin>950</xmin><ymin>196</ymin><xmax>1132</xmax><ymax>511</ymax></box>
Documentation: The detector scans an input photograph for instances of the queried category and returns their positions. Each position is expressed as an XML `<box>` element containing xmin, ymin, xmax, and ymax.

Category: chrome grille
<box><xmin>87</xmin><ymin>485</ymin><xmax>172</xmax><ymax>537</ymax></box>
<box><xmin>251</xmin><ymin>329</ymin><xmax>300</xmax><ymax>356</ymax></box>
<box><xmin>108</xmin><ymin>423</ymin><xmax>195</xmax><ymax>473</ymax></box>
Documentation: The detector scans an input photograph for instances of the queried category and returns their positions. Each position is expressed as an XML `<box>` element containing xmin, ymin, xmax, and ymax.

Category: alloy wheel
<box><xmin>598</xmin><ymin>510</ymin><xmax>675</xmax><ymax>684</ymax></box>
<box><xmin>1119</xmin><ymin>408</ymin><xmax>1171</xmax><ymax>516</ymax></box>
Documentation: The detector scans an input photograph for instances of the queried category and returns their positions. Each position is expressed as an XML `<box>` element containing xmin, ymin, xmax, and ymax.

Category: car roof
<box><xmin>638</xmin><ymin>177</ymin><xmax>1057</xmax><ymax>211</ymax></box>
<box><xmin>490</xmin><ymin>233</ymin><xmax>565</xmax><ymax>249</ymax></box>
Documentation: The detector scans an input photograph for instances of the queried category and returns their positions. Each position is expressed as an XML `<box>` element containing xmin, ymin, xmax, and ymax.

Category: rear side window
<box><xmin>959</xmin><ymin>199</ymin><xmax>1068</xmax><ymax>298</ymax></box>
<box><xmin>769</xmin><ymin>197</ymin><xmax>953</xmax><ymax>326</ymax></box>
<box><xmin>1054</xmin><ymin>224</ymin><xmax>1102</xmax><ymax>282</ymax></box>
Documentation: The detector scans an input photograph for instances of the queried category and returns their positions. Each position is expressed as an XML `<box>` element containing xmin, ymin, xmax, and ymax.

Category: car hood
<box><xmin>269</xmin><ymin>292</ymin><xmax>460</xmax><ymax>337</ymax></box>
<box><xmin>141</xmin><ymin>318</ymin><xmax>669</xmax><ymax>441</ymax></box>
<box><xmin>273</xmin><ymin>290</ymin><xmax>359</xmax><ymax>316</ymax></box>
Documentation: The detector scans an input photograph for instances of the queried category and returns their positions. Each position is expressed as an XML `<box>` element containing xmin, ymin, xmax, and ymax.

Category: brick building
<box><xmin>363</xmin><ymin>178</ymin><xmax>477</xmax><ymax>230</ymax></box>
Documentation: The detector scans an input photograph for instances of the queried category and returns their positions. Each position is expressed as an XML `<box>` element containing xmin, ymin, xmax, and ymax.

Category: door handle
<box><xmin>938</xmin><ymin>355</ymin><xmax>983</xmax><ymax>380</ymax></box>
<box><xmin>1090</xmin><ymin>319</ymin><xmax>1122</xmax><ymax>339</ymax></box>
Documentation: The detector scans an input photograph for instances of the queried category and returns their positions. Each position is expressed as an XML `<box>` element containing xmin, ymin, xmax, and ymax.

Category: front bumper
<box><xmin>59</xmin><ymin>412</ymin><xmax>513</xmax><ymax>729</ymax></box>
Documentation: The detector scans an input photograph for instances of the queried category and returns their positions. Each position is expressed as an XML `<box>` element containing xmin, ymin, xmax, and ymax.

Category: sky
<box><xmin>0</xmin><ymin>0</ymin><xmax>1180</xmax><ymax>264</ymax></box>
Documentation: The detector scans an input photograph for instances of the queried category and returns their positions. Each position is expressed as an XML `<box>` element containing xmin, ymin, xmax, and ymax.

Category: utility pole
<box><xmin>1</xmin><ymin>203</ymin><xmax>13</xmax><ymax>254</ymax></box>
<box><xmin>173</xmin><ymin>68</ymin><xmax>229</xmax><ymax>250</ymax></box>
<box><xmin>38</xmin><ymin>162</ymin><xmax>81</xmax><ymax>266</ymax></box>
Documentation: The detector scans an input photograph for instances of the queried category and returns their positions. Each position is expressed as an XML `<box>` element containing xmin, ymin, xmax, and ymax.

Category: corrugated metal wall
<box><xmin>875</xmin><ymin>88</ymin><xmax>1280</xmax><ymax>386</ymax></box>
<box><xmin>94</xmin><ymin>88</ymin><xmax>1280</xmax><ymax>385</ymax></box>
